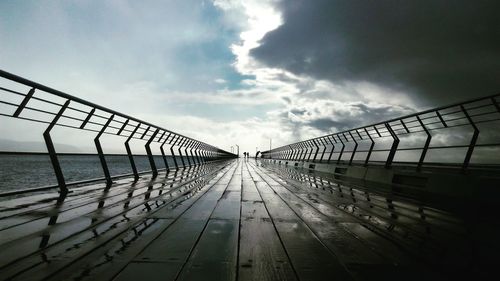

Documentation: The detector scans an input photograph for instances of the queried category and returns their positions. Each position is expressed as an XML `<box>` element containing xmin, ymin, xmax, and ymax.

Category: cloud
<box><xmin>211</xmin><ymin>0</ymin><xmax>422</xmax><ymax>146</ymax></box>
<box><xmin>214</xmin><ymin>78</ymin><xmax>227</xmax><ymax>84</ymax></box>
<box><xmin>251</xmin><ymin>0</ymin><xmax>500</xmax><ymax>105</ymax></box>
<box><xmin>274</xmin><ymin>95</ymin><xmax>415</xmax><ymax>137</ymax></box>
<box><xmin>7</xmin><ymin>0</ymin><xmax>491</xmax><ymax>157</ymax></box>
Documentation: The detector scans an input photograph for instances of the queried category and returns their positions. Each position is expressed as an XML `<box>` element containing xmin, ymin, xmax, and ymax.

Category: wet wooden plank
<box><xmin>136</xmin><ymin>219</ymin><xmax>209</xmax><ymax>263</ymax></box>
<box><xmin>113</xmin><ymin>165</ymin><xmax>239</xmax><ymax>280</ymax></box>
<box><xmin>239</xmin><ymin>217</ymin><xmax>297</xmax><ymax>281</ymax></box>
<box><xmin>252</xmin><ymin>165</ymin><xmax>412</xmax><ymax>264</ymax></box>
<box><xmin>249</xmin><ymin>172</ymin><xmax>353</xmax><ymax>281</ymax></box>
<box><xmin>112</xmin><ymin>262</ymin><xmax>180</xmax><ymax>281</ymax></box>
<box><xmin>238</xmin><ymin>182</ymin><xmax>297</xmax><ymax>281</ymax></box>
<box><xmin>52</xmin><ymin>165</ymin><xmax>238</xmax><ymax>281</ymax></box>
<box><xmin>0</xmin><ymin>168</ymin><xmax>207</xmax><ymax>247</ymax></box>
<box><xmin>212</xmin><ymin>191</ymin><xmax>241</xmax><ymax>220</ymax></box>
<box><xmin>258</xmin><ymin>179</ymin><xmax>386</xmax><ymax>265</ymax></box>
<box><xmin>0</xmin><ymin>162</ymin><xmax>236</xmax><ymax>280</ymax></box>
<box><xmin>176</xmin><ymin>219</ymin><xmax>240</xmax><ymax>281</ymax></box>
<box><xmin>173</xmin><ymin>164</ymin><xmax>242</xmax><ymax>281</ymax></box>
<box><xmin>259</xmin><ymin>167</ymin><xmax>438</xmax><ymax>263</ymax></box>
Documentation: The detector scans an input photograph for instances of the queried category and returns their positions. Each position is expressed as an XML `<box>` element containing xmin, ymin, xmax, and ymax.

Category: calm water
<box><xmin>0</xmin><ymin>154</ymin><xmax>189</xmax><ymax>192</ymax></box>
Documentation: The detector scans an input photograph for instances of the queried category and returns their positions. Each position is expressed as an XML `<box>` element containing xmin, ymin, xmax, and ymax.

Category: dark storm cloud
<box><xmin>252</xmin><ymin>0</ymin><xmax>500</xmax><ymax>105</ymax></box>
<box><xmin>307</xmin><ymin>118</ymin><xmax>344</xmax><ymax>132</ymax></box>
<box><xmin>285</xmin><ymin>102</ymin><xmax>414</xmax><ymax>134</ymax></box>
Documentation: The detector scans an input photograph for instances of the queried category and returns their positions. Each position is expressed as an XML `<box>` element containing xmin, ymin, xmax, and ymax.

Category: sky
<box><xmin>1</xmin><ymin>0</ymin><xmax>499</xmax><ymax>155</ymax></box>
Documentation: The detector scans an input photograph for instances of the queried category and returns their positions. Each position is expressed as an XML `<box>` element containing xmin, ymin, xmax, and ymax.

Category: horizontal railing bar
<box><xmin>271</xmin><ymin>158</ymin><xmax>500</xmax><ymax>168</ymax></box>
<box><xmin>263</xmin><ymin>93</ymin><xmax>500</xmax><ymax>171</ymax></box>
<box><xmin>4</xmin><ymin>84</ymin><xmax>494</xmax><ymax>143</ymax></box>
<box><xmin>0</xmin><ymin>86</ymin><xmax>26</xmax><ymax>96</ymax></box>
<box><xmin>0</xmin><ymin>69</ymin><xmax>229</xmax><ymax>152</ymax></box>
<box><xmin>0</xmin><ymin>113</ymin><xmax>191</xmax><ymax>145</ymax></box>
<box><xmin>313</xmin><ymin>142</ymin><xmax>500</xmax><ymax>155</ymax></box>
<box><xmin>0</xmin><ymin>151</ymin><xmax>206</xmax><ymax>156</ymax></box>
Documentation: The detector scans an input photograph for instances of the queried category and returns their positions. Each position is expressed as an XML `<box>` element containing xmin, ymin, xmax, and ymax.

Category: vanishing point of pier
<box><xmin>1</xmin><ymin>70</ymin><xmax>500</xmax><ymax>280</ymax></box>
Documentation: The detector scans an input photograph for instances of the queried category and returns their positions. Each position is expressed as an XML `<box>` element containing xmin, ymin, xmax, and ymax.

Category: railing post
<box><xmin>461</xmin><ymin>105</ymin><xmax>479</xmax><ymax>171</ymax></box>
<box><xmin>178</xmin><ymin>138</ymin><xmax>187</xmax><ymax>167</ymax></box>
<box><xmin>160</xmin><ymin>133</ymin><xmax>172</xmax><ymax>173</ymax></box>
<box><xmin>337</xmin><ymin>135</ymin><xmax>345</xmax><ymax>164</ymax></box>
<box><xmin>170</xmin><ymin>135</ymin><xmax>180</xmax><ymax>170</ymax></box>
<box><xmin>307</xmin><ymin>141</ymin><xmax>314</xmax><ymax>162</ymax></box>
<box><xmin>327</xmin><ymin>135</ymin><xmax>336</xmax><ymax>163</ymax></box>
<box><xmin>13</xmin><ymin>87</ymin><xmax>35</xmax><ymax>117</ymax></box>
<box><xmin>199</xmin><ymin>144</ymin><xmax>205</xmax><ymax>163</ymax></box>
<box><xmin>436</xmin><ymin>111</ymin><xmax>448</xmax><ymax>128</ymax></box>
<box><xmin>194</xmin><ymin>142</ymin><xmax>202</xmax><ymax>165</ymax></box>
<box><xmin>145</xmin><ymin>128</ymin><xmax>159</xmax><ymax>178</ymax></box>
<box><xmin>80</xmin><ymin>108</ymin><xmax>95</xmax><ymax>129</ymax></box>
<box><xmin>294</xmin><ymin>143</ymin><xmax>301</xmax><ymax>161</ymax></box>
<box><xmin>44</xmin><ymin>100</ymin><xmax>70</xmax><ymax>195</ymax></box>
<box><xmin>189</xmin><ymin>141</ymin><xmax>197</xmax><ymax>165</ymax></box>
<box><xmin>319</xmin><ymin>138</ymin><xmax>327</xmax><ymax>162</ymax></box>
<box><xmin>95</xmin><ymin>114</ymin><xmax>115</xmax><ymax>188</ymax></box>
<box><xmin>364</xmin><ymin>127</ymin><xmax>374</xmax><ymax>166</ymax></box>
<box><xmin>186</xmin><ymin>140</ymin><xmax>194</xmax><ymax>167</ymax></box>
<box><xmin>416</xmin><ymin>115</ymin><xmax>431</xmax><ymax>171</ymax></box>
<box><xmin>312</xmin><ymin>139</ymin><xmax>320</xmax><ymax>162</ymax></box>
<box><xmin>125</xmin><ymin>123</ymin><xmax>141</xmax><ymax>181</ymax></box>
<box><xmin>291</xmin><ymin>144</ymin><xmax>299</xmax><ymax>161</ymax></box>
<box><xmin>401</xmin><ymin>119</ymin><xmax>410</xmax><ymax>133</ymax></box>
<box><xmin>374</xmin><ymin>125</ymin><xmax>382</xmax><ymax>137</ymax></box>
<box><xmin>116</xmin><ymin>118</ymin><xmax>128</xmax><ymax>135</ymax></box>
<box><xmin>187</xmin><ymin>140</ymin><xmax>193</xmax><ymax>166</ymax></box>
<box><xmin>183</xmin><ymin>139</ymin><xmax>191</xmax><ymax>166</ymax></box>
<box><xmin>183</xmin><ymin>138</ymin><xmax>190</xmax><ymax>165</ymax></box>
<box><xmin>140</xmin><ymin>126</ymin><xmax>150</xmax><ymax>139</ymax></box>
<box><xmin>385</xmin><ymin>122</ymin><xmax>400</xmax><ymax>169</ymax></box>
<box><xmin>304</xmin><ymin>141</ymin><xmax>311</xmax><ymax>161</ymax></box>
<box><xmin>203</xmin><ymin>145</ymin><xmax>209</xmax><ymax>163</ymax></box>
<box><xmin>348</xmin><ymin>131</ymin><xmax>358</xmax><ymax>165</ymax></box>
<box><xmin>192</xmin><ymin>141</ymin><xmax>199</xmax><ymax>165</ymax></box>
<box><xmin>299</xmin><ymin>142</ymin><xmax>307</xmax><ymax>161</ymax></box>
<box><xmin>206</xmin><ymin>146</ymin><xmax>212</xmax><ymax>162</ymax></box>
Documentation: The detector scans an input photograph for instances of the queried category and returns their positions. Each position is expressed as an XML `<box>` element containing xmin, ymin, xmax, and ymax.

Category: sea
<box><xmin>0</xmin><ymin>153</ymin><xmax>188</xmax><ymax>192</ymax></box>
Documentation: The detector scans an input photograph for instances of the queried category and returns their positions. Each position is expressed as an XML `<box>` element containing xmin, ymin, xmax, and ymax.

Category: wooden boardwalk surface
<box><xmin>0</xmin><ymin>159</ymin><xmax>480</xmax><ymax>280</ymax></box>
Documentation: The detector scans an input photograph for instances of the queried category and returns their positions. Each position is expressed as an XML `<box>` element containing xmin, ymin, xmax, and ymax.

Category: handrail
<box><xmin>261</xmin><ymin>93</ymin><xmax>500</xmax><ymax>172</ymax></box>
<box><xmin>0</xmin><ymin>70</ymin><xmax>236</xmax><ymax>196</ymax></box>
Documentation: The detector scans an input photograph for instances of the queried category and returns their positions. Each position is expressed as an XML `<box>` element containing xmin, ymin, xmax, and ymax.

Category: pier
<box><xmin>1</xmin><ymin>71</ymin><xmax>500</xmax><ymax>280</ymax></box>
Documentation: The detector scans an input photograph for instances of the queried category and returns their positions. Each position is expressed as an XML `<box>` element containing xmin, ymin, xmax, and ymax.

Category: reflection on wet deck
<box><xmin>0</xmin><ymin>159</ymin><xmax>491</xmax><ymax>280</ymax></box>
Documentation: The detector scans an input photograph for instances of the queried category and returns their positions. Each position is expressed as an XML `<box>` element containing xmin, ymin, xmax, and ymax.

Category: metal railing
<box><xmin>0</xmin><ymin>69</ymin><xmax>236</xmax><ymax>196</ymax></box>
<box><xmin>261</xmin><ymin>93</ymin><xmax>500</xmax><ymax>172</ymax></box>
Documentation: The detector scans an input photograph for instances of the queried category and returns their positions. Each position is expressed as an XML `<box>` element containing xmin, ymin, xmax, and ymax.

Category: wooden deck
<box><xmin>0</xmin><ymin>159</ymin><xmax>487</xmax><ymax>280</ymax></box>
